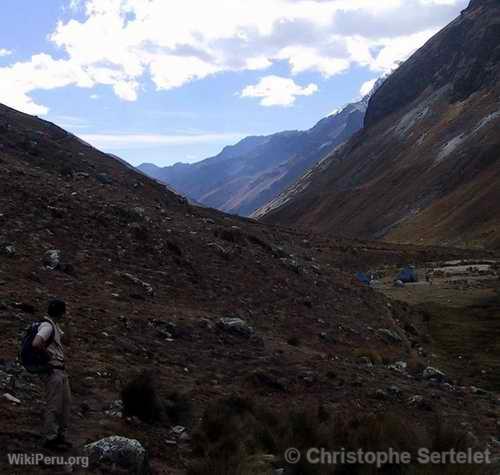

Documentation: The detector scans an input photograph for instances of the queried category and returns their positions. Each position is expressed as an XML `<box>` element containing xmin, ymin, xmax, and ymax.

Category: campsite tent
<box><xmin>356</xmin><ymin>272</ymin><xmax>371</xmax><ymax>285</ymax></box>
<box><xmin>396</xmin><ymin>266</ymin><xmax>418</xmax><ymax>283</ymax></box>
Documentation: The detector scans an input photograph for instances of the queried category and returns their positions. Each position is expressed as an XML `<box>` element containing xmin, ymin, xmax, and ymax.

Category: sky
<box><xmin>0</xmin><ymin>0</ymin><xmax>468</xmax><ymax>167</ymax></box>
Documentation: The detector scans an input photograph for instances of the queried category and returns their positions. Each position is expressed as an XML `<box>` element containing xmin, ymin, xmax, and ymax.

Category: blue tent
<box><xmin>356</xmin><ymin>272</ymin><xmax>371</xmax><ymax>285</ymax></box>
<box><xmin>397</xmin><ymin>266</ymin><xmax>418</xmax><ymax>283</ymax></box>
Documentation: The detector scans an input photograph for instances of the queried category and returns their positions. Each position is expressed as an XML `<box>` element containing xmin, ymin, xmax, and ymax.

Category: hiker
<box><xmin>32</xmin><ymin>299</ymin><xmax>72</xmax><ymax>450</ymax></box>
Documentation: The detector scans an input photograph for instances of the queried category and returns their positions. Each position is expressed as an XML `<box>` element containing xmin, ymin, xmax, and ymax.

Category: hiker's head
<box><xmin>48</xmin><ymin>299</ymin><xmax>66</xmax><ymax>319</ymax></box>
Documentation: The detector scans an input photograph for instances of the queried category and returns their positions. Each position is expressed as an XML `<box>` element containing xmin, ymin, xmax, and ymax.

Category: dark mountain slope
<box><xmin>139</xmin><ymin>99</ymin><xmax>367</xmax><ymax>216</ymax></box>
<box><xmin>257</xmin><ymin>0</ymin><xmax>500</xmax><ymax>250</ymax></box>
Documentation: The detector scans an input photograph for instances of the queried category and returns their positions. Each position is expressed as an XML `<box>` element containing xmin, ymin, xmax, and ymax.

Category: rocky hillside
<box><xmin>0</xmin><ymin>101</ymin><xmax>499</xmax><ymax>473</ymax></box>
<box><xmin>257</xmin><ymin>0</ymin><xmax>500</xmax><ymax>250</ymax></box>
<box><xmin>138</xmin><ymin>98</ymin><xmax>367</xmax><ymax>216</ymax></box>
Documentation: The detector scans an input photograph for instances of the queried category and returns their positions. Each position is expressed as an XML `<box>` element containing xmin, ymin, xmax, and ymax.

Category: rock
<box><xmin>423</xmin><ymin>367</ymin><xmax>447</xmax><ymax>382</ymax></box>
<box><xmin>272</xmin><ymin>246</ymin><xmax>290</xmax><ymax>259</ymax></box>
<box><xmin>0</xmin><ymin>370</ymin><xmax>13</xmax><ymax>389</ymax></box>
<box><xmin>119</xmin><ymin>272</ymin><xmax>154</xmax><ymax>295</ymax></box>
<box><xmin>84</xmin><ymin>436</ymin><xmax>150</xmax><ymax>475</ymax></box>
<box><xmin>394</xmin><ymin>280</ymin><xmax>405</xmax><ymax>288</ymax></box>
<box><xmin>360</xmin><ymin>356</ymin><xmax>373</xmax><ymax>367</ymax></box>
<box><xmin>132</xmin><ymin>207</ymin><xmax>147</xmax><ymax>219</ymax></box>
<box><xmin>378</xmin><ymin>328</ymin><xmax>403</xmax><ymax>344</ymax></box>
<box><xmin>96</xmin><ymin>173</ymin><xmax>113</xmax><ymax>185</ymax></box>
<box><xmin>218</xmin><ymin>317</ymin><xmax>254</xmax><ymax>338</ymax></box>
<box><xmin>43</xmin><ymin>249</ymin><xmax>61</xmax><ymax>270</ymax></box>
<box><xmin>280</xmin><ymin>258</ymin><xmax>301</xmax><ymax>274</ymax></box>
<box><xmin>3</xmin><ymin>393</ymin><xmax>21</xmax><ymax>404</ymax></box>
<box><xmin>490</xmin><ymin>437</ymin><xmax>500</xmax><ymax>448</ymax></box>
<box><xmin>2</xmin><ymin>244</ymin><xmax>15</xmax><ymax>257</ymax></box>
<box><xmin>388</xmin><ymin>361</ymin><xmax>408</xmax><ymax>372</ymax></box>
<box><xmin>301</xmin><ymin>371</ymin><xmax>317</xmax><ymax>386</ymax></box>
<box><xmin>388</xmin><ymin>385</ymin><xmax>402</xmax><ymax>397</ymax></box>
<box><xmin>105</xmin><ymin>400</ymin><xmax>124</xmax><ymax>418</ymax></box>
<box><xmin>408</xmin><ymin>395</ymin><xmax>423</xmax><ymax>406</ymax></box>
<box><xmin>171</xmin><ymin>425</ymin><xmax>186</xmax><ymax>435</ymax></box>
<box><xmin>470</xmin><ymin>386</ymin><xmax>489</xmax><ymax>396</ymax></box>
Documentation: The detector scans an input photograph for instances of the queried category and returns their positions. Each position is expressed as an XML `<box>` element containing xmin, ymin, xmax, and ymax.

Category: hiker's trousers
<box><xmin>41</xmin><ymin>368</ymin><xmax>71</xmax><ymax>441</ymax></box>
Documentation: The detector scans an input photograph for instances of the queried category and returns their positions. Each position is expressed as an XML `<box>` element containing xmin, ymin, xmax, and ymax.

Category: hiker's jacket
<box><xmin>36</xmin><ymin>317</ymin><xmax>65</xmax><ymax>368</ymax></box>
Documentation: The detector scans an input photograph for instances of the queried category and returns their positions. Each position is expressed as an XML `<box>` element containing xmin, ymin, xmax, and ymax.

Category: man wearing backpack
<box><xmin>32</xmin><ymin>299</ymin><xmax>72</xmax><ymax>450</ymax></box>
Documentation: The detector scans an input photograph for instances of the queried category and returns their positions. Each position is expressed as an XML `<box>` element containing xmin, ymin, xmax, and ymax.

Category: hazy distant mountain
<box><xmin>138</xmin><ymin>98</ymin><xmax>368</xmax><ymax>216</ymax></box>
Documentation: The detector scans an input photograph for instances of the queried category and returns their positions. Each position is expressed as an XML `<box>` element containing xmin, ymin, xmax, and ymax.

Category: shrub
<box><xmin>121</xmin><ymin>372</ymin><xmax>164</xmax><ymax>423</ymax></box>
<box><xmin>188</xmin><ymin>397</ymin><xmax>494</xmax><ymax>475</ymax></box>
<box><xmin>353</xmin><ymin>348</ymin><xmax>383</xmax><ymax>365</ymax></box>
<box><xmin>287</xmin><ymin>336</ymin><xmax>301</xmax><ymax>347</ymax></box>
<box><xmin>164</xmin><ymin>391</ymin><xmax>193</xmax><ymax>426</ymax></box>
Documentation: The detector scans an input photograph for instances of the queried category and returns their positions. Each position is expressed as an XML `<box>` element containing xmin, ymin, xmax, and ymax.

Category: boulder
<box><xmin>3</xmin><ymin>393</ymin><xmax>21</xmax><ymax>404</ymax></box>
<box><xmin>105</xmin><ymin>400</ymin><xmax>124</xmax><ymax>418</ymax></box>
<box><xmin>119</xmin><ymin>272</ymin><xmax>154</xmax><ymax>295</ymax></box>
<box><xmin>378</xmin><ymin>328</ymin><xmax>403</xmax><ymax>344</ymax></box>
<box><xmin>1</xmin><ymin>244</ymin><xmax>15</xmax><ymax>257</ymax></box>
<box><xmin>43</xmin><ymin>249</ymin><xmax>61</xmax><ymax>270</ymax></box>
<box><xmin>218</xmin><ymin>317</ymin><xmax>254</xmax><ymax>338</ymax></box>
<box><xmin>96</xmin><ymin>173</ymin><xmax>113</xmax><ymax>185</ymax></box>
<box><xmin>388</xmin><ymin>361</ymin><xmax>408</xmax><ymax>372</ymax></box>
<box><xmin>280</xmin><ymin>257</ymin><xmax>301</xmax><ymax>274</ymax></box>
<box><xmin>84</xmin><ymin>436</ymin><xmax>150</xmax><ymax>475</ymax></box>
<box><xmin>423</xmin><ymin>367</ymin><xmax>447</xmax><ymax>382</ymax></box>
<box><xmin>407</xmin><ymin>395</ymin><xmax>432</xmax><ymax>410</ymax></box>
<box><xmin>388</xmin><ymin>385</ymin><xmax>402</xmax><ymax>397</ymax></box>
<box><xmin>0</xmin><ymin>370</ymin><xmax>12</xmax><ymax>389</ymax></box>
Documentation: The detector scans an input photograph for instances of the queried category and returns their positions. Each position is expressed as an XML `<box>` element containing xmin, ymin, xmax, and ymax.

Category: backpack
<box><xmin>20</xmin><ymin>320</ymin><xmax>54</xmax><ymax>373</ymax></box>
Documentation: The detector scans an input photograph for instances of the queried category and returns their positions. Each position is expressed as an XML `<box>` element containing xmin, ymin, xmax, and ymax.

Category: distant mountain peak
<box><xmin>138</xmin><ymin>97</ymin><xmax>368</xmax><ymax>217</ymax></box>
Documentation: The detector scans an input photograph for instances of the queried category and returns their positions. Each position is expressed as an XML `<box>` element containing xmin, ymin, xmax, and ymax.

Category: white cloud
<box><xmin>276</xmin><ymin>46</ymin><xmax>350</xmax><ymax>77</ymax></box>
<box><xmin>90</xmin><ymin>93</ymin><xmax>99</xmax><ymax>99</ymax></box>
<box><xmin>370</xmin><ymin>29</ymin><xmax>438</xmax><ymax>72</ymax></box>
<box><xmin>360</xmin><ymin>78</ymin><xmax>377</xmax><ymax>96</ymax></box>
<box><xmin>241</xmin><ymin>75</ymin><xmax>318</xmax><ymax>107</ymax></box>
<box><xmin>0</xmin><ymin>49</ymin><xmax>12</xmax><ymax>57</ymax></box>
<box><xmin>112</xmin><ymin>80</ymin><xmax>139</xmax><ymax>101</ymax></box>
<box><xmin>0</xmin><ymin>0</ymin><xmax>468</xmax><ymax>114</ymax></box>
<box><xmin>79</xmin><ymin>132</ymin><xmax>249</xmax><ymax>150</ymax></box>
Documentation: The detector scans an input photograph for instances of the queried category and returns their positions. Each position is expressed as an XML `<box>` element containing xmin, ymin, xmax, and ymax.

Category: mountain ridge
<box><xmin>138</xmin><ymin>96</ymin><xmax>369</xmax><ymax>216</ymax></box>
<box><xmin>257</xmin><ymin>0</ymin><xmax>500</xmax><ymax>249</ymax></box>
